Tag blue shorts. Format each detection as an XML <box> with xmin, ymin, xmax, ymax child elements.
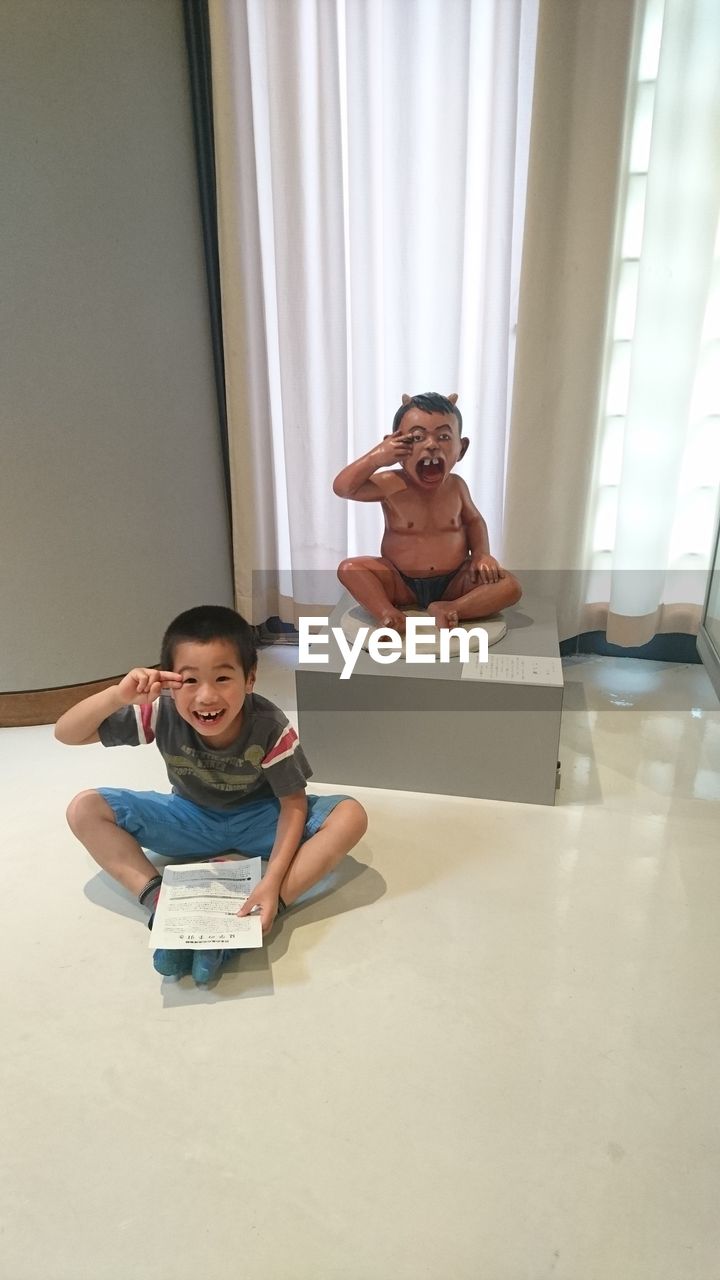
<box><xmin>97</xmin><ymin>788</ymin><xmax>349</xmax><ymax>860</ymax></box>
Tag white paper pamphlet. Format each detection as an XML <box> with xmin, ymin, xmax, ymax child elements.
<box><xmin>149</xmin><ymin>858</ymin><xmax>263</xmax><ymax>950</ymax></box>
<box><xmin>462</xmin><ymin>652</ymin><xmax>563</xmax><ymax>686</ymax></box>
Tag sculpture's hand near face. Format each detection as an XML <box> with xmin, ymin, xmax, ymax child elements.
<box><xmin>333</xmin><ymin>433</ymin><xmax>414</xmax><ymax>500</ymax></box>
<box><xmin>369</xmin><ymin>433</ymin><xmax>415</xmax><ymax>469</ymax></box>
<box><xmin>471</xmin><ymin>553</ymin><xmax>505</xmax><ymax>585</ymax></box>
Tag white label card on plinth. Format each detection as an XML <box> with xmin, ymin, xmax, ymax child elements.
<box><xmin>462</xmin><ymin>653</ymin><xmax>563</xmax><ymax>686</ymax></box>
<box><xmin>149</xmin><ymin>858</ymin><xmax>263</xmax><ymax>950</ymax></box>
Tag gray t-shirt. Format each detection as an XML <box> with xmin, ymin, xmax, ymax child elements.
<box><xmin>98</xmin><ymin>691</ymin><xmax>312</xmax><ymax>811</ymax></box>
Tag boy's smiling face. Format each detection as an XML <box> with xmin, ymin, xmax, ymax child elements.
<box><xmin>171</xmin><ymin>638</ymin><xmax>255</xmax><ymax>749</ymax></box>
<box><xmin>394</xmin><ymin>409</ymin><xmax>469</xmax><ymax>490</ymax></box>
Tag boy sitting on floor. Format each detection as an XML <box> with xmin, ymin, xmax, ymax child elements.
<box><xmin>56</xmin><ymin>604</ymin><xmax>367</xmax><ymax>984</ymax></box>
<box><xmin>333</xmin><ymin>391</ymin><xmax>521</xmax><ymax>631</ymax></box>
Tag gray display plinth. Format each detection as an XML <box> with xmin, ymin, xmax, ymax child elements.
<box><xmin>295</xmin><ymin>595</ymin><xmax>564</xmax><ymax>806</ymax></box>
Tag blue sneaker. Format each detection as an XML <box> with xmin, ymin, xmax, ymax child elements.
<box><xmin>191</xmin><ymin>949</ymin><xmax>230</xmax><ymax>984</ymax></box>
<box><xmin>153</xmin><ymin>948</ymin><xmax>193</xmax><ymax>977</ymax></box>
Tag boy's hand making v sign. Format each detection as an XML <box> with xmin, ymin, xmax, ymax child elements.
<box><xmin>116</xmin><ymin>668</ymin><xmax>183</xmax><ymax>706</ymax></box>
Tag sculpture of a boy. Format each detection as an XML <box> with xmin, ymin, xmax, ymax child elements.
<box><xmin>333</xmin><ymin>392</ymin><xmax>521</xmax><ymax>631</ymax></box>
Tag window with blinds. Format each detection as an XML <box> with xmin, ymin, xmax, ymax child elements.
<box><xmin>590</xmin><ymin>0</ymin><xmax>720</xmax><ymax>588</ymax></box>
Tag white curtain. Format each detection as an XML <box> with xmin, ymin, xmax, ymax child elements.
<box><xmin>209</xmin><ymin>0</ymin><xmax>538</xmax><ymax>622</ymax></box>
<box><xmin>502</xmin><ymin>0</ymin><xmax>639</xmax><ymax>641</ymax></box>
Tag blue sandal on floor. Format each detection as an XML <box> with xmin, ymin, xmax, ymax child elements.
<box><xmin>153</xmin><ymin>948</ymin><xmax>194</xmax><ymax>977</ymax></box>
<box><xmin>191</xmin><ymin>949</ymin><xmax>230</xmax><ymax>984</ymax></box>
<box><xmin>152</xmin><ymin>948</ymin><xmax>230</xmax><ymax>982</ymax></box>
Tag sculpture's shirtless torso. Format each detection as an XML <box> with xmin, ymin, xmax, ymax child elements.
<box><xmin>375</xmin><ymin>470</ymin><xmax>473</xmax><ymax>577</ymax></box>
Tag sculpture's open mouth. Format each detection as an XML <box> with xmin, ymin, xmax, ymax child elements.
<box><xmin>416</xmin><ymin>457</ymin><xmax>445</xmax><ymax>485</ymax></box>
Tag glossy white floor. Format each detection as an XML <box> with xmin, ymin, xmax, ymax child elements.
<box><xmin>1</xmin><ymin>652</ymin><xmax>719</xmax><ymax>1280</ymax></box>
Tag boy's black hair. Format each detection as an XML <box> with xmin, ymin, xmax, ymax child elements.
<box><xmin>161</xmin><ymin>605</ymin><xmax>258</xmax><ymax>675</ymax></box>
<box><xmin>392</xmin><ymin>392</ymin><xmax>463</xmax><ymax>435</ymax></box>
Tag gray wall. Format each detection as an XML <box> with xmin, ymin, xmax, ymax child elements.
<box><xmin>0</xmin><ymin>0</ymin><xmax>233</xmax><ymax>691</ymax></box>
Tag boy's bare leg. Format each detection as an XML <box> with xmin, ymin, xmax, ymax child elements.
<box><xmin>67</xmin><ymin>790</ymin><xmax>367</xmax><ymax>905</ymax></box>
<box><xmin>66</xmin><ymin>790</ymin><xmax>158</xmax><ymax>898</ymax></box>
<box><xmin>428</xmin><ymin>569</ymin><xmax>522</xmax><ymax>629</ymax></box>
<box><xmin>279</xmin><ymin>798</ymin><xmax>367</xmax><ymax>907</ymax></box>
<box><xmin>337</xmin><ymin>556</ymin><xmax>415</xmax><ymax>631</ymax></box>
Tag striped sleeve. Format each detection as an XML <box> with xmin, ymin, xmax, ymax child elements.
<box><xmin>259</xmin><ymin>722</ymin><xmax>312</xmax><ymax>795</ymax></box>
<box><xmin>133</xmin><ymin>700</ymin><xmax>159</xmax><ymax>744</ymax></box>
<box><xmin>98</xmin><ymin>698</ymin><xmax>161</xmax><ymax>748</ymax></box>
<box><xmin>261</xmin><ymin>725</ymin><xmax>300</xmax><ymax>770</ymax></box>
